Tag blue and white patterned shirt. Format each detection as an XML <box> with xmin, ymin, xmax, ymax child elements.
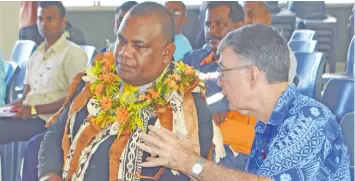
<box><xmin>246</xmin><ymin>85</ymin><xmax>351</xmax><ymax>181</ymax></box>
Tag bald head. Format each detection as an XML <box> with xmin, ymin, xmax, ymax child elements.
<box><xmin>127</xmin><ymin>2</ymin><xmax>175</xmax><ymax>42</ymax></box>
<box><xmin>243</xmin><ymin>1</ymin><xmax>272</xmax><ymax>25</ymax></box>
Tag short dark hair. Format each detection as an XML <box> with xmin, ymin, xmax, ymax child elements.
<box><xmin>115</xmin><ymin>1</ymin><xmax>138</xmax><ymax>14</ymax></box>
<box><xmin>38</xmin><ymin>1</ymin><xmax>66</xmax><ymax>18</ymax></box>
<box><xmin>206</xmin><ymin>1</ymin><xmax>244</xmax><ymax>22</ymax></box>
<box><xmin>128</xmin><ymin>2</ymin><xmax>174</xmax><ymax>42</ymax></box>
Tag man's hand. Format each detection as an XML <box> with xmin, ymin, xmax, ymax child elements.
<box><xmin>137</xmin><ymin>125</ymin><xmax>197</xmax><ymax>173</ymax></box>
<box><xmin>16</xmin><ymin>105</ymin><xmax>31</xmax><ymax>119</ymax></box>
<box><xmin>39</xmin><ymin>173</ymin><xmax>63</xmax><ymax>181</ymax></box>
<box><xmin>212</xmin><ymin>112</ymin><xmax>227</xmax><ymax>125</ymax></box>
<box><xmin>9</xmin><ymin>99</ymin><xmax>23</xmax><ymax>109</ymax></box>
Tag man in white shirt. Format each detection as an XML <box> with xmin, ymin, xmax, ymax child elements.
<box><xmin>0</xmin><ymin>1</ymin><xmax>87</xmax><ymax>144</ymax></box>
<box><xmin>2</xmin><ymin>2</ymin><xmax>88</xmax><ymax>181</ymax></box>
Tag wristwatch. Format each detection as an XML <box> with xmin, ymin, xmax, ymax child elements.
<box><xmin>191</xmin><ymin>158</ymin><xmax>206</xmax><ymax>178</ymax></box>
<box><xmin>31</xmin><ymin>105</ymin><xmax>37</xmax><ymax>117</ymax></box>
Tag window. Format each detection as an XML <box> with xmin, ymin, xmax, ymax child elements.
<box><xmin>99</xmin><ymin>0</ymin><xmax>162</xmax><ymax>6</ymax></box>
<box><xmin>62</xmin><ymin>1</ymin><xmax>95</xmax><ymax>6</ymax></box>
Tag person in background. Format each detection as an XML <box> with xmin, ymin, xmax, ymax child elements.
<box><xmin>0</xmin><ymin>2</ymin><xmax>88</xmax><ymax>181</ymax></box>
<box><xmin>164</xmin><ymin>1</ymin><xmax>193</xmax><ymax>61</ymax></box>
<box><xmin>138</xmin><ymin>24</ymin><xmax>351</xmax><ymax>181</ymax></box>
<box><xmin>0</xmin><ymin>51</ymin><xmax>6</xmax><ymax>105</ymax></box>
<box><xmin>101</xmin><ymin>1</ymin><xmax>138</xmax><ymax>52</ymax></box>
<box><xmin>19</xmin><ymin>1</ymin><xmax>43</xmax><ymax>45</ymax></box>
<box><xmin>183</xmin><ymin>1</ymin><xmax>256</xmax><ymax>171</ymax></box>
<box><xmin>19</xmin><ymin>2</ymin><xmax>87</xmax><ymax>46</ymax></box>
<box><xmin>242</xmin><ymin>1</ymin><xmax>298</xmax><ymax>85</ymax></box>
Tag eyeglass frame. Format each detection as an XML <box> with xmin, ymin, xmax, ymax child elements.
<box><xmin>217</xmin><ymin>64</ymin><xmax>251</xmax><ymax>81</ymax></box>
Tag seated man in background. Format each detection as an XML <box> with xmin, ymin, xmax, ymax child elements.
<box><xmin>101</xmin><ymin>1</ymin><xmax>138</xmax><ymax>52</ymax></box>
<box><xmin>164</xmin><ymin>1</ymin><xmax>193</xmax><ymax>61</ymax></box>
<box><xmin>183</xmin><ymin>1</ymin><xmax>256</xmax><ymax>171</ymax></box>
<box><xmin>0</xmin><ymin>2</ymin><xmax>88</xmax><ymax>181</ymax></box>
<box><xmin>38</xmin><ymin>2</ymin><xmax>212</xmax><ymax>181</ymax></box>
<box><xmin>242</xmin><ymin>1</ymin><xmax>297</xmax><ymax>85</ymax></box>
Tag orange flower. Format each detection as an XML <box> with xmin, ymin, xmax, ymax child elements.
<box><xmin>146</xmin><ymin>94</ymin><xmax>152</xmax><ymax>103</ymax></box>
<box><xmin>151</xmin><ymin>91</ymin><xmax>160</xmax><ymax>99</ymax></box>
<box><xmin>104</xmin><ymin>52</ymin><xmax>114</xmax><ymax>70</ymax></box>
<box><xmin>100</xmin><ymin>96</ymin><xmax>112</xmax><ymax>110</ymax></box>
<box><xmin>115</xmin><ymin>108</ymin><xmax>129</xmax><ymax>123</ymax></box>
<box><xmin>172</xmin><ymin>85</ymin><xmax>179</xmax><ymax>91</ymax></box>
<box><xmin>95</xmin><ymin>84</ymin><xmax>105</xmax><ymax>95</ymax></box>
<box><xmin>184</xmin><ymin>65</ymin><xmax>194</xmax><ymax>76</ymax></box>
<box><xmin>167</xmin><ymin>80</ymin><xmax>177</xmax><ymax>89</ymax></box>
<box><xmin>99</xmin><ymin>73</ymin><xmax>116</xmax><ymax>83</ymax></box>
<box><xmin>172</xmin><ymin>73</ymin><xmax>182</xmax><ymax>81</ymax></box>
<box><xmin>139</xmin><ymin>94</ymin><xmax>147</xmax><ymax>101</ymax></box>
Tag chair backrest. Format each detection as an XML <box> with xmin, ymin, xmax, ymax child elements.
<box><xmin>322</xmin><ymin>79</ymin><xmax>354</xmax><ymax>122</ymax></box>
<box><xmin>288</xmin><ymin>1</ymin><xmax>326</xmax><ymax>20</ymax></box>
<box><xmin>290</xmin><ymin>30</ymin><xmax>316</xmax><ymax>41</ymax></box>
<box><xmin>288</xmin><ymin>40</ymin><xmax>317</xmax><ymax>53</ymax></box>
<box><xmin>80</xmin><ymin>45</ymin><xmax>98</xmax><ymax>66</ymax></box>
<box><xmin>294</xmin><ymin>52</ymin><xmax>325</xmax><ymax>101</ymax></box>
<box><xmin>265</xmin><ymin>1</ymin><xmax>280</xmax><ymax>14</ymax></box>
<box><xmin>346</xmin><ymin>36</ymin><xmax>354</xmax><ymax>75</ymax></box>
<box><xmin>4</xmin><ymin>61</ymin><xmax>20</xmax><ymax>104</ymax></box>
<box><xmin>340</xmin><ymin>112</ymin><xmax>354</xmax><ymax>166</ymax></box>
<box><xmin>10</xmin><ymin>40</ymin><xmax>37</xmax><ymax>63</ymax></box>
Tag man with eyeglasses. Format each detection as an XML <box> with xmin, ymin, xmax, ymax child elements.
<box><xmin>183</xmin><ymin>1</ymin><xmax>257</xmax><ymax>171</ymax></box>
<box><xmin>137</xmin><ymin>24</ymin><xmax>351</xmax><ymax>181</ymax></box>
<box><xmin>164</xmin><ymin>1</ymin><xmax>192</xmax><ymax>61</ymax></box>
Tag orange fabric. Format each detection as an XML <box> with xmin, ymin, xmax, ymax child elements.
<box><xmin>219</xmin><ymin>112</ymin><xmax>257</xmax><ymax>155</ymax></box>
<box><xmin>200</xmin><ymin>52</ymin><xmax>214</xmax><ymax>66</ymax></box>
<box><xmin>20</xmin><ymin>1</ymin><xmax>38</xmax><ymax>28</ymax></box>
<box><xmin>109</xmin><ymin>129</ymin><xmax>131</xmax><ymax>181</ymax></box>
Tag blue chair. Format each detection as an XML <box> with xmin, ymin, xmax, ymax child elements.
<box><xmin>81</xmin><ymin>45</ymin><xmax>98</xmax><ymax>66</ymax></box>
<box><xmin>10</xmin><ymin>40</ymin><xmax>36</xmax><ymax>64</ymax></box>
<box><xmin>340</xmin><ymin>112</ymin><xmax>354</xmax><ymax>180</ymax></box>
<box><xmin>271</xmin><ymin>9</ymin><xmax>296</xmax><ymax>41</ymax></box>
<box><xmin>322</xmin><ymin>36</ymin><xmax>354</xmax><ymax>83</ymax></box>
<box><xmin>290</xmin><ymin>29</ymin><xmax>316</xmax><ymax>41</ymax></box>
<box><xmin>10</xmin><ymin>40</ymin><xmax>37</xmax><ymax>100</ymax></box>
<box><xmin>294</xmin><ymin>52</ymin><xmax>325</xmax><ymax>101</ymax></box>
<box><xmin>265</xmin><ymin>1</ymin><xmax>281</xmax><ymax>14</ymax></box>
<box><xmin>288</xmin><ymin>40</ymin><xmax>317</xmax><ymax>53</ymax></box>
<box><xmin>4</xmin><ymin>61</ymin><xmax>20</xmax><ymax>104</ymax></box>
<box><xmin>321</xmin><ymin>79</ymin><xmax>354</xmax><ymax>123</ymax></box>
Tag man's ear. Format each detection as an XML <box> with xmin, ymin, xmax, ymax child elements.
<box><xmin>61</xmin><ymin>18</ymin><xmax>68</xmax><ymax>30</ymax></box>
<box><xmin>248</xmin><ymin>65</ymin><xmax>259</xmax><ymax>89</ymax></box>
<box><xmin>265</xmin><ymin>13</ymin><xmax>272</xmax><ymax>25</ymax></box>
<box><xmin>163</xmin><ymin>42</ymin><xmax>176</xmax><ymax>64</ymax></box>
<box><xmin>182</xmin><ymin>16</ymin><xmax>188</xmax><ymax>25</ymax></box>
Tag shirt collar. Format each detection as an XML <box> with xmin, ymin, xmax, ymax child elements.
<box><xmin>268</xmin><ymin>85</ymin><xmax>299</xmax><ymax>126</ymax></box>
<box><xmin>37</xmin><ymin>34</ymin><xmax>68</xmax><ymax>54</ymax></box>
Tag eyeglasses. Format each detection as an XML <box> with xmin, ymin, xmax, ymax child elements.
<box><xmin>217</xmin><ymin>65</ymin><xmax>250</xmax><ymax>81</ymax></box>
<box><xmin>172</xmin><ymin>11</ymin><xmax>183</xmax><ymax>17</ymax></box>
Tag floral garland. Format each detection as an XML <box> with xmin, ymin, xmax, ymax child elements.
<box><xmin>82</xmin><ymin>49</ymin><xmax>200</xmax><ymax>134</ymax></box>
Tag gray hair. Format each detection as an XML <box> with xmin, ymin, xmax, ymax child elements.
<box><xmin>218</xmin><ymin>24</ymin><xmax>289</xmax><ymax>83</ymax></box>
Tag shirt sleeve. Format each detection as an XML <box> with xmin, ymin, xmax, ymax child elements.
<box><xmin>38</xmin><ymin>81</ymin><xmax>85</xmax><ymax>177</ymax></box>
<box><xmin>64</xmin><ymin>48</ymin><xmax>88</xmax><ymax>84</ymax></box>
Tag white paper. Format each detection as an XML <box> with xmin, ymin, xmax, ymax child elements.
<box><xmin>0</xmin><ymin>106</ymin><xmax>17</xmax><ymax>117</ymax></box>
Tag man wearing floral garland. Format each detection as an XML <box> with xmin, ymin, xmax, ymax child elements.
<box><xmin>38</xmin><ymin>2</ymin><xmax>212</xmax><ymax>181</ymax></box>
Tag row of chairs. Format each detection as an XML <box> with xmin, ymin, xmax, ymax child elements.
<box><xmin>269</xmin><ymin>1</ymin><xmax>342</xmax><ymax>73</ymax></box>
<box><xmin>288</xmin><ymin>29</ymin><xmax>324</xmax><ymax>101</ymax></box>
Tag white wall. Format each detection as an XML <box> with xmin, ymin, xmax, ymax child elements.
<box><xmin>0</xmin><ymin>1</ymin><xmax>20</xmax><ymax>60</ymax></box>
